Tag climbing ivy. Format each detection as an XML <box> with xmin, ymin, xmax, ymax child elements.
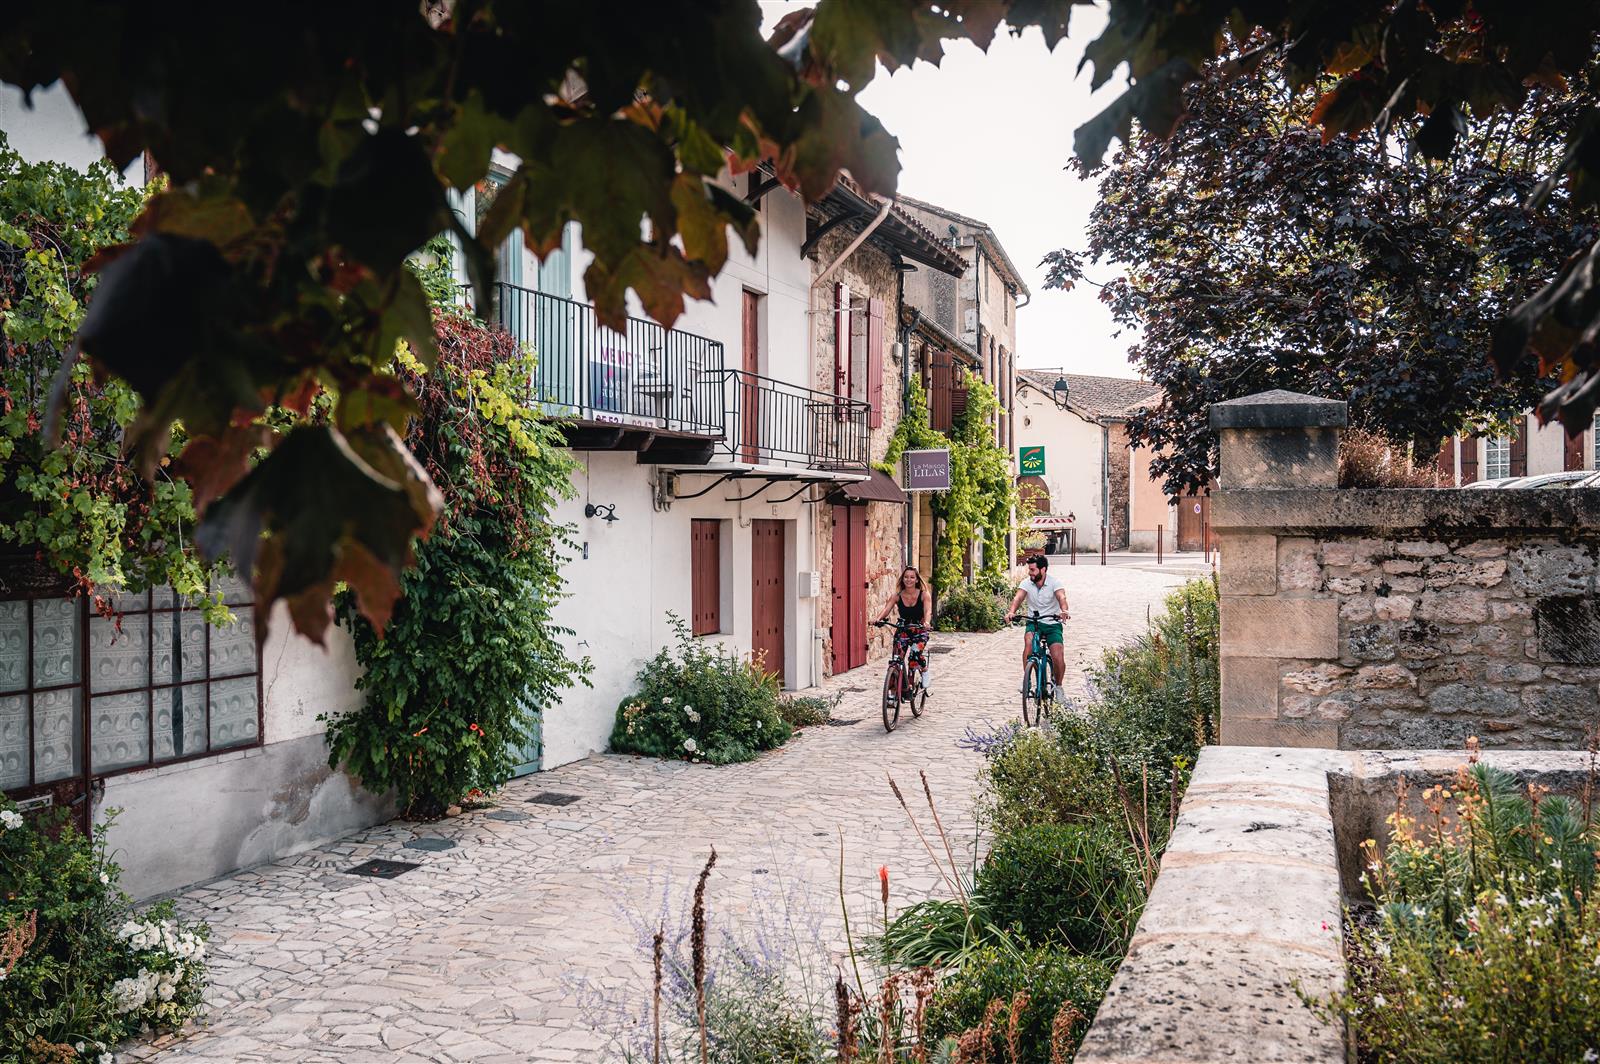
<box><xmin>881</xmin><ymin>372</ymin><xmax>1019</xmax><ymax>595</ymax></box>
<box><xmin>0</xmin><ymin>134</ymin><xmax>226</xmax><ymax>619</ymax></box>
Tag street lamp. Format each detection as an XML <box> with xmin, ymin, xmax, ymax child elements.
<box><xmin>1052</xmin><ymin>375</ymin><xmax>1070</xmax><ymax>408</ymax></box>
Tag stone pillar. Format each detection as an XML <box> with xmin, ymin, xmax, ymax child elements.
<box><xmin>1210</xmin><ymin>390</ymin><xmax>1346</xmax><ymax>747</ymax></box>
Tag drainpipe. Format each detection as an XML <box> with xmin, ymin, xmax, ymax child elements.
<box><xmin>812</xmin><ymin>198</ymin><xmax>893</xmax><ymax>290</ymax></box>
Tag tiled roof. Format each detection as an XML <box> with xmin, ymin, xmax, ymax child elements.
<box><xmin>1017</xmin><ymin>371</ymin><xmax>1160</xmax><ymax>421</ymax></box>
<box><xmin>894</xmin><ymin>194</ymin><xmax>1030</xmax><ymax>298</ymax></box>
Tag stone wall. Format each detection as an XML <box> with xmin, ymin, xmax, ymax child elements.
<box><xmin>1213</xmin><ymin>390</ymin><xmax>1600</xmax><ymax>749</ymax></box>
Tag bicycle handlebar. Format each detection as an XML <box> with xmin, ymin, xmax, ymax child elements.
<box><xmin>872</xmin><ymin>618</ymin><xmax>930</xmax><ymax>630</ymax></box>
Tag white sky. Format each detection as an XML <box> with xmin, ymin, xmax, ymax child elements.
<box><xmin>761</xmin><ymin>2</ymin><xmax>1139</xmax><ymax>379</ymax></box>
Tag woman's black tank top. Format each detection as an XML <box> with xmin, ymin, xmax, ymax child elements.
<box><xmin>895</xmin><ymin>591</ymin><xmax>926</xmax><ymax>624</ymax></box>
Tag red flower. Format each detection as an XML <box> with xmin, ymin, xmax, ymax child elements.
<box><xmin>878</xmin><ymin>865</ymin><xmax>890</xmax><ymax>906</ymax></box>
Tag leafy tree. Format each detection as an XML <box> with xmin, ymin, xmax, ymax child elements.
<box><xmin>0</xmin><ymin>1</ymin><xmax>1077</xmax><ymax>643</ymax></box>
<box><xmin>325</xmin><ymin>308</ymin><xmax>586</xmax><ymax>818</ymax></box>
<box><xmin>0</xmin><ymin>134</ymin><xmax>227</xmax><ymax>616</ymax></box>
<box><xmin>1046</xmin><ymin>48</ymin><xmax>1594</xmax><ymax>495</ymax></box>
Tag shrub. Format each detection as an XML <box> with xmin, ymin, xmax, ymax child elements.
<box><xmin>1311</xmin><ymin>760</ymin><xmax>1600</xmax><ymax>1062</ymax></box>
<box><xmin>0</xmin><ymin>802</ymin><xmax>209</xmax><ymax>1060</ymax></box>
<box><xmin>977</xmin><ymin>825</ymin><xmax>1144</xmax><ymax>957</ymax></box>
<box><xmin>877</xmin><ymin>897</ymin><xmax>1020</xmax><ymax>971</ymax></box>
<box><xmin>1339</xmin><ymin>428</ymin><xmax>1446</xmax><ymax>488</ymax></box>
<box><xmin>778</xmin><ymin>694</ymin><xmax>836</xmax><ymax>729</ymax></box>
<box><xmin>326</xmin><ymin>314</ymin><xmax>587</xmax><ymax>818</ymax></box>
<box><xmin>923</xmin><ymin>945</ymin><xmax>1112</xmax><ymax>1063</ymax></box>
<box><xmin>611</xmin><ymin>614</ymin><xmax>792</xmax><ymax>764</ymax></box>
<box><xmin>979</xmin><ymin>728</ymin><xmax>1117</xmax><ymax>838</ymax></box>
<box><xmin>935</xmin><ymin>581</ymin><xmax>1006</xmax><ymax>633</ymax></box>
<box><xmin>975</xmin><ymin>569</ymin><xmax>1012</xmax><ymax>599</ymax></box>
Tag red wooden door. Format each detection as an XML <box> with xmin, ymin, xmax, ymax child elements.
<box><xmin>829</xmin><ymin>506</ymin><xmax>868</xmax><ymax>674</ymax></box>
<box><xmin>751</xmin><ymin>520</ymin><xmax>785</xmax><ymax>684</ymax></box>
<box><xmin>1566</xmin><ymin>427</ymin><xmax>1587</xmax><ymax>471</ymax></box>
<box><xmin>1177</xmin><ymin>493</ymin><xmax>1205</xmax><ymax>552</ymax></box>
<box><xmin>741</xmin><ymin>291</ymin><xmax>761</xmax><ymax>462</ymax></box>
<box><xmin>1460</xmin><ymin>436</ymin><xmax>1479</xmax><ymax>484</ymax></box>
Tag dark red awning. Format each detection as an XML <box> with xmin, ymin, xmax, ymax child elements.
<box><xmin>836</xmin><ymin>469</ymin><xmax>909</xmax><ymax>504</ymax></box>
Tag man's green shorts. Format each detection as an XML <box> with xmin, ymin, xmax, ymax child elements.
<box><xmin>1026</xmin><ymin>618</ymin><xmax>1064</xmax><ymax>647</ymax></box>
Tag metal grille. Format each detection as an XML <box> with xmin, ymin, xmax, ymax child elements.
<box><xmin>526</xmin><ymin>792</ymin><xmax>582</xmax><ymax>806</ymax></box>
<box><xmin>346</xmin><ymin>859</ymin><xmax>420</xmax><ymax>879</ymax></box>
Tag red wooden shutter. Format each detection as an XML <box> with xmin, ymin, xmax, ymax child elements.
<box><xmin>866</xmin><ymin>298</ymin><xmax>885</xmax><ymax>428</ymax></box>
<box><xmin>1509</xmin><ymin>419</ymin><xmax>1528</xmax><ymax>477</ymax></box>
<box><xmin>1565</xmin><ymin>425</ymin><xmax>1586</xmax><ymax>471</ymax></box>
<box><xmin>691</xmin><ymin>520</ymin><xmax>721</xmax><ymax>635</ymax></box>
<box><xmin>1434</xmin><ymin>439</ymin><xmax>1455</xmax><ymax>485</ymax></box>
<box><xmin>1459</xmin><ymin>436</ymin><xmax>1479</xmax><ymax>484</ymax></box>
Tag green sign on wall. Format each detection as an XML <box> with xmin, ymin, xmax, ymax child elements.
<box><xmin>1019</xmin><ymin>445</ymin><xmax>1046</xmax><ymax>476</ymax></box>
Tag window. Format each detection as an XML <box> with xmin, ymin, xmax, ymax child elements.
<box><xmin>0</xmin><ymin>573</ymin><xmax>261</xmax><ymax>792</ymax></box>
<box><xmin>1484</xmin><ymin>436</ymin><xmax>1511</xmax><ymax>479</ymax></box>
<box><xmin>691</xmin><ymin>520</ymin><xmax>722</xmax><ymax>636</ymax></box>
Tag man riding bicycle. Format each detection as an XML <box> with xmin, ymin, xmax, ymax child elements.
<box><xmin>1004</xmin><ymin>554</ymin><xmax>1069</xmax><ymax>703</ymax></box>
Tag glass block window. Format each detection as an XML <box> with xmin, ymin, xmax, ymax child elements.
<box><xmin>1484</xmin><ymin>436</ymin><xmax>1510</xmax><ymax>480</ymax></box>
<box><xmin>1</xmin><ymin>571</ymin><xmax>261</xmax><ymax>793</ymax></box>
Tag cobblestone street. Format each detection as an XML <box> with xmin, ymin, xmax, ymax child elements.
<box><xmin>129</xmin><ymin>561</ymin><xmax>1200</xmax><ymax>1063</ymax></box>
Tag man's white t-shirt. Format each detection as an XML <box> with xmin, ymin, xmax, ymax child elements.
<box><xmin>1017</xmin><ymin>573</ymin><xmax>1065</xmax><ymax>620</ymax></box>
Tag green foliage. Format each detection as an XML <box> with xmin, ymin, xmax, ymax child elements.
<box><xmin>933</xmin><ymin>580</ymin><xmax>1006</xmax><ymax>633</ymax></box>
<box><xmin>977</xmin><ymin>825</ymin><xmax>1143</xmax><ymax>957</ymax></box>
<box><xmin>980</xmin><ymin>728</ymin><xmax>1118</xmax><ymax>839</ymax></box>
<box><xmin>777</xmin><ymin>694</ymin><xmax>837</xmax><ymax>729</ymax></box>
<box><xmin>0</xmin><ymin>801</ymin><xmax>209</xmax><ymax>1059</ymax></box>
<box><xmin>611</xmin><ymin>614</ymin><xmax>792</xmax><ymax>765</ymax></box>
<box><xmin>0</xmin><ymin>133</ymin><xmax>225</xmax><ymax>618</ymax></box>
<box><xmin>1309</xmin><ymin>763</ymin><xmax>1600</xmax><ymax>1062</ymax></box>
<box><xmin>1049</xmin><ymin>46</ymin><xmax>1578</xmax><ymax>496</ymax></box>
<box><xmin>882</xmin><ymin>374</ymin><xmax>1018</xmax><ymax>594</ymax></box>
<box><xmin>923</xmin><ymin>945</ymin><xmax>1112</xmax><ymax>1064</ymax></box>
<box><xmin>326</xmin><ymin>314</ymin><xmax>586</xmax><ymax>817</ymax></box>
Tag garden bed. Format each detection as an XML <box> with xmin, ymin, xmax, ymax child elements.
<box><xmin>1075</xmin><ymin>746</ymin><xmax>1599</xmax><ymax>1063</ymax></box>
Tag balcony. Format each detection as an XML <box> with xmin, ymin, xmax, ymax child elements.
<box><xmin>460</xmin><ymin>281</ymin><xmax>725</xmax><ymax>458</ymax></box>
<box><xmin>714</xmin><ymin>370</ymin><xmax>870</xmax><ymax>473</ymax></box>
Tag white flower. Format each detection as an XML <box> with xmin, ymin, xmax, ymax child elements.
<box><xmin>661</xmin><ymin>696</ymin><xmax>674</xmax><ymax>705</ymax></box>
<box><xmin>99</xmin><ymin>872</ymin><xmax>110</xmax><ymax>885</ymax></box>
<box><xmin>0</xmin><ymin>809</ymin><xmax>22</xmax><ymax>830</ymax></box>
<box><xmin>683</xmin><ymin>737</ymin><xmax>697</xmax><ymax>753</ymax></box>
<box><xmin>100</xmin><ymin>1055</ymin><xmax>114</xmax><ymax>1064</ymax></box>
<box><xmin>1372</xmin><ymin>994</ymin><xmax>1387</xmax><ymax>1008</ymax></box>
<box><xmin>684</xmin><ymin>707</ymin><xmax>700</xmax><ymax>723</ymax></box>
<box><xmin>1584</xmin><ymin>1051</ymin><xmax>1598</xmax><ymax>1063</ymax></box>
<box><xmin>75</xmin><ymin>1044</ymin><xmax>86</xmax><ymax>1054</ymax></box>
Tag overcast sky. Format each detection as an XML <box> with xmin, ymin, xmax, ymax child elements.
<box><xmin>762</xmin><ymin>2</ymin><xmax>1140</xmax><ymax>379</ymax></box>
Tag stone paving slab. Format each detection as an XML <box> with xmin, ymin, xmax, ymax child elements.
<box><xmin>126</xmin><ymin>564</ymin><xmax>1189</xmax><ymax>1063</ymax></box>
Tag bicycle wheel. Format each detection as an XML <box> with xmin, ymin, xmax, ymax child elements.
<box><xmin>882</xmin><ymin>664</ymin><xmax>901</xmax><ymax>732</ymax></box>
<box><xmin>1021</xmin><ymin>660</ymin><xmax>1038</xmax><ymax>727</ymax></box>
<box><xmin>910</xmin><ymin>667</ymin><xmax>926</xmax><ymax>718</ymax></box>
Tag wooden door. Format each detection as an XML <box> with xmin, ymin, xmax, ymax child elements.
<box><xmin>829</xmin><ymin>506</ymin><xmax>868</xmax><ymax>674</ymax></box>
<box><xmin>1460</xmin><ymin>436</ymin><xmax>1479</xmax><ymax>484</ymax></box>
<box><xmin>1509</xmin><ymin>423</ymin><xmax>1528</xmax><ymax>477</ymax></box>
<box><xmin>751</xmin><ymin>520</ymin><xmax>786</xmax><ymax>684</ymax></box>
<box><xmin>1566</xmin><ymin>426</ymin><xmax>1587</xmax><ymax>471</ymax></box>
<box><xmin>1177</xmin><ymin>493</ymin><xmax>1208</xmax><ymax>552</ymax></box>
<box><xmin>741</xmin><ymin>291</ymin><xmax>761</xmax><ymax>462</ymax></box>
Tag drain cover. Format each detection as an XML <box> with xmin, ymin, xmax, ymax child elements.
<box><xmin>346</xmin><ymin>859</ymin><xmax>419</xmax><ymax>879</ymax></box>
<box><xmin>826</xmin><ymin>718</ymin><xmax>862</xmax><ymax>727</ymax></box>
<box><xmin>403</xmin><ymin>837</ymin><xmax>457</xmax><ymax>852</ymax></box>
<box><xmin>928</xmin><ymin>646</ymin><xmax>955</xmax><ymax>655</ymax></box>
<box><xmin>753</xmin><ymin>868</ymin><xmax>769</xmax><ymax>875</ymax></box>
<box><xmin>488</xmin><ymin>809</ymin><xmax>531</xmax><ymax>822</ymax></box>
<box><xmin>527</xmin><ymin>792</ymin><xmax>582</xmax><ymax>806</ymax></box>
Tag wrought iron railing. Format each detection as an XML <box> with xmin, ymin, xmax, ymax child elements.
<box><xmin>458</xmin><ymin>281</ymin><xmax>725</xmax><ymax>437</ymax></box>
<box><xmin>713</xmin><ymin>369</ymin><xmax>871</xmax><ymax>471</ymax></box>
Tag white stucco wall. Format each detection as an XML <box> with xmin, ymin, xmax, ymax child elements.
<box><xmin>1014</xmin><ymin>383</ymin><xmax>1105</xmax><ymax>535</ymax></box>
<box><xmin>544</xmin><ymin>453</ymin><xmax>818</xmax><ymax>769</ymax></box>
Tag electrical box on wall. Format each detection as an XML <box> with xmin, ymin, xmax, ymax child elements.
<box><xmin>799</xmin><ymin>571</ymin><xmax>821</xmax><ymax>598</ymax></box>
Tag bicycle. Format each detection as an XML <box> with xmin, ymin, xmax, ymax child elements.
<box><xmin>1011</xmin><ymin>610</ymin><xmax>1060</xmax><ymax>727</ymax></box>
<box><xmin>872</xmin><ymin>618</ymin><xmax>930</xmax><ymax>732</ymax></box>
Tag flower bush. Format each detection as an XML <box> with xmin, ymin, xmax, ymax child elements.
<box><xmin>0</xmin><ymin>800</ymin><xmax>209</xmax><ymax>1060</ymax></box>
<box><xmin>610</xmin><ymin>614</ymin><xmax>792</xmax><ymax>765</ymax></box>
<box><xmin>921</xmin><ymin>945</ymin><xmax>1112</xmax><ymax>1062</ymax></box>
<box><xmin>1312</xmin><ymin>758</ymin><xmax>1600</xmax><ymax>1062</ymax></box>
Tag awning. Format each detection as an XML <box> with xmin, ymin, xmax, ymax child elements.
<box><xmin>1030</xmin><ymin>514</ymin><xmax>1076</xmax><ymax>530</ymax></box>
<box><xmin>836</xmin><ymin>469</ymin><xmax>909</xmax><ymax>504</ymax></box>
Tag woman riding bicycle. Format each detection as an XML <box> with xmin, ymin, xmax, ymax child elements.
<box><xmin>877</xmin><ymin>566</ymin><xmax>932</xmax><ymax>692</ymax></box>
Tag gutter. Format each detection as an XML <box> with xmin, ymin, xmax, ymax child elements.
<box><xmin>812</xmin><ymin>198</ymin><xmax>893</xmax><ymax>290</ymax></box>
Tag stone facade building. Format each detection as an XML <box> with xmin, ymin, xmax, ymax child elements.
<box><xmin>804</xmin><ymin>183</ymin><xmax>966</xmax><ymax>677</ymax></box>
